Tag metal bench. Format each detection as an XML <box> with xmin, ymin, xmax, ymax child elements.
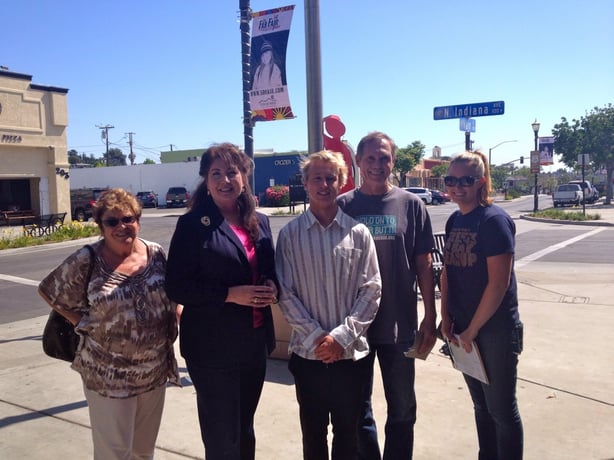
<box><xmin>23</xmin><ymin>212</ymin><xmax>67</xmax><ymax>237</ymax></box>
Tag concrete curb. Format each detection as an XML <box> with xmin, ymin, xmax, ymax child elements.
<box><xmin>520</xmin><ymin>215</ymin><xmax>614</xmax><ymax>226</ymax></box>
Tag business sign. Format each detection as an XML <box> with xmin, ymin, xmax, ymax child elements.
<box><xmin>434</xmin><ymin>101</ymin><xmax>505</xmax><ymax>120</ymax></box>
<box><xmin>249</xmin><ymin>5</ymin><xmax>295</xmax><ymax>122</ymax></box>
<box><xmin>539</xmin><ymin>136</ymin><xmax>554</xmax><ymax>165</ymax></box>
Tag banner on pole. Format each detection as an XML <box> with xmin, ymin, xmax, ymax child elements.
<box><xmin>250</xmin><ymin>5</ymin><xmax>295</xmax><ymax>122</ymax></box>
<box><xmin>538</xmin><ymin>136</ymin><xmax>554</xmax><ymax>165</ymax></box>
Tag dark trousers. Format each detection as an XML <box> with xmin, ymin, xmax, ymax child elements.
<box><xmin>186</xmin><ymin>328</ymin><xmax>267</xmax><ymax>460</ymax></box>
<box><xmin>289</xmin><ymin>353</ymin><xmax>371</xmax><ymax>460</ymax></box>
<box><xmin>357</xmin><ymin>344</ymin><xmax>417</xmax><ymax>460</ymax></box>
<box><xmin>464</xmin><ymin>322</ymin><xmax>524</xmax><ymax>460</ymax></box>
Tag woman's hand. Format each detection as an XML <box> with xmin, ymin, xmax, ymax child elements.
<box><xmin>458</xmin><ymin>328</ymin><xmax>478</xmax><ymax>353</ymax></box>
<box><xmin>226</xmin><ymin>283</ymin><xmax>277</xmax><ymax>308</ymax></box>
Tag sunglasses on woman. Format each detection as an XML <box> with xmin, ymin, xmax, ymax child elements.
<box><xmin>444</xmin><ymin>175</ymin><xmax>482</xmax><ymax>187</ymax></box>
<box><xmin>102</xmin><ymin>215</ymin><xmax>137</xmax><ymax>227</ymax></box>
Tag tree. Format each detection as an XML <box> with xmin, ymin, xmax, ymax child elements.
<box><xmin>394</xmin><ymin>141</ymin><xmax>425</xmax><ymax>186</ymax></box>
<box><xmin>143</xmin><ymin>158</ymin><xmax>156</xmax><ymax>165</ymax></box>
<box><xmin>106</xmin><ymin>148</ymin><xmax>127</xmax><ymax>166</ymax></box>
<box><xmin>553</xmin><ymin>104</ymin><xmax>614</xmax><ymax>204</ymax></box>
<box><xmin>67</xmin><ymin>149</ymin><xmax>81</xmax><ymax>165</ymax></box>
<box><xmin>490</xmin><ymin>165</ymin><xmax>509</xmax><ymax>192</ymax></box>
<box><xmin>430</xmin><ymin>164</ymin><xmax>448</xmax><ymax>178</ymax></box>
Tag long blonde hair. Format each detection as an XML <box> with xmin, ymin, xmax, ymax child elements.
<box><xmin>449</xmin><ymin>150</ymin><xmax>493</xmax><ymax>206</ymax></box>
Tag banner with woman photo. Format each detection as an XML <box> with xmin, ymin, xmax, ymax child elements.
<box><xmin>250</xmin><ymin>5</ymin><xmax>295</xmax><ymax>122</ymax></box>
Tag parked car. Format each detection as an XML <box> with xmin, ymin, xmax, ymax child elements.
<box><xmin>403</xmin><ymin>187</ymin><xmax>432</xmax><ymax>204</ymax></box>
<box><xmin>165</xmin><ymin>186</ymin><xmax>190</xmax><ymax>208</ymax></box>
<box><xmin>430</xmin><ymin>189</ymin><xmax>450</xmax><ymax>204</ymax></box>
<box><xmin>568</xmin><ymin>180</ymin><xmax>598</xmax><ymax>204</ymax></box>
<box><xmin>70</xmin><ymin>187</ymin><xmax>109</xmax><ymax>221</ymax></box>
<box><xmin>136</xmin><ymin>191</ymin><xmax>158</xmax><ymax>208</ymax></box>
<box><xmin>552</xmin><ymin>184</ymin><xmax>582</xmax><ymax>207</ymax></box>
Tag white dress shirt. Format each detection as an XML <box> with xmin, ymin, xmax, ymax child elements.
<box><xmin>275</xmin><ymin>207</ymin><xmax>382</xmax><ymax>361</ymax></box>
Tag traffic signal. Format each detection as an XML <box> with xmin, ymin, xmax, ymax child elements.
<box><xmin>520</xmin><ymin>156</ymin><xmax>524</xmax><ymax>164</ymax></box>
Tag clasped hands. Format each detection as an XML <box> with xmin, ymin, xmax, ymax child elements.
<box><xmin>315</xmin><ymin>335</ymin><xmax>343</xmax><ymax>364</ymax></box>
<box><xmin>227</xmin><ymin>278</ymin><xmax>278</xmax><ymax>308</ymax></box>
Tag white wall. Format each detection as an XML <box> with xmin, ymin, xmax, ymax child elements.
<box><xmin>69</xmin><ymin>163</ymin><xmax>202</xmax><ymax>206</ymax></box>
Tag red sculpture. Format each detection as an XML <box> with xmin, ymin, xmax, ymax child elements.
<box><xmin>322</xmin><ymin>114</ymin><xmax>356</xmax><ymax>194</ymax></box>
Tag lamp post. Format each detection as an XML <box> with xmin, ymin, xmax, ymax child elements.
<box><xmin>532</xmin><ymin>119</ymin><xmax>540</xmax><ymax>213</ymax></box>
<box><xmin>488</xmin><ymin>139</ymin><xmax>517</xmax><ymax>167</ymax></box>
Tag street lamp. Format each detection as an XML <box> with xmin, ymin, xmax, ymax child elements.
<box><xmin>488</xmin><ymin>139</ymin><xmax>518</xmax><ymax>167</ymax></box>
<box><xmin>532</xmin><ymin>119</ymin><xmax>540</xmax><ymax>213</ymax></box>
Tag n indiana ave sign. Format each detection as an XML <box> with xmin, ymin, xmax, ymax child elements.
<box><xmin>433</xmin><ymin>101</ymin><xmax>505</xmax><ymax>120</ymax></box>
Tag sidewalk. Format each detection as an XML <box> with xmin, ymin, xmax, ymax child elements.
<box><xmin>1</xmin><ymin>203</ymin><xmax>613</xmax><ymax>458</ymax></box>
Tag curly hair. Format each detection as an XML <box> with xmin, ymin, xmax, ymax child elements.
<box><xmin>92</xmin><ymin>188</ymin><xmax>142</xmax><ymax>228</ymax></box>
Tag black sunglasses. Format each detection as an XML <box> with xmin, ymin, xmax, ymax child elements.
<box><xmin>444</xmin><ymin>175</ymin><xmax>482</xmax><ymax>187</ymax></box>
<box><xmin>102</xmin><ymin>215</ymin><xmax>137</xmax><ymax>227</ymax></box>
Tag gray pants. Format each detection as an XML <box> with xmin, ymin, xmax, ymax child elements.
<box><xmin>83</xmin><ymin>383</ymin><xmax>166</xmax><ymax>460</ymax></box>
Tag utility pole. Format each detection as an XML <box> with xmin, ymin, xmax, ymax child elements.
<box><xmin>127</xmin><ymin>132</ymin><xmax>136</xmax><ymax>165</ymax></box>
<box><xmin>96</xmin><ymin>124</ymin><xmax>114</xmax><ymax>167</ymax></box>
<box><xmin>305</xmin><ymin>0</ymin><xmax>323</xmax><ymax>153</ymax></box>
<box><xmin>239</xmin><ymin>0</ymin><xmax>255</xmax><ymax>194</ymax></box>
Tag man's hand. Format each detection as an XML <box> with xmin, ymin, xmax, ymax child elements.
<box><xmin>315</xmin><ymin>335</ymin><xmax>343</xmax><ymax>363</ymax></box>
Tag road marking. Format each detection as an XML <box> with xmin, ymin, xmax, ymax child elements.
<box><xmin>0</xmin><ymin>274</ymin><xmax>39</xmax><ymax>287</ymax></box>
<box><xmin>515</xmin><ymin>227</ymin><xmax>606</xmax><ymax>269</ymax></box>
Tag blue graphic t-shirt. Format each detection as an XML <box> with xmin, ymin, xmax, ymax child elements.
<box><xmin>338</xmin><ymin>186</ymin><xmax>434</xmax><ymax>344</ymax></box>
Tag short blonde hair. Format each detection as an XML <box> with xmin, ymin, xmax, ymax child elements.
<box><xmin>300</xmin><ymin>150</ymin><xmax>348</xmax><ymax>188</ymax></box>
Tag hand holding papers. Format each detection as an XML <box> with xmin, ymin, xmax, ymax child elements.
<box><xmin>445</xmin><ymin>334</ymin><xmax>489</xmax><ymax>384</ymax></box>
<box><xmin>404</xmin><ymin>330</ymin><xmax>435</xmax><ymax>360</ymax></box>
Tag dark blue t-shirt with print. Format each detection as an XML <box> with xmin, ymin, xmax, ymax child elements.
<box><xmin>444</xmin><ymin>204</ymin><xmax>519</xmax><ymax>331</ymax></box>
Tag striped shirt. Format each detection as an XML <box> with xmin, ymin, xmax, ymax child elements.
<box><xmin>275</xmin><ymin>208</ymin><xmax>382</xmax><ymax>361</ymax></box>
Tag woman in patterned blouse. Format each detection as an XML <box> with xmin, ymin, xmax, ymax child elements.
<box><xmin>39</xmin><ymin>188</ymin><xmax>179</xmax><ymax>460</ymax></box>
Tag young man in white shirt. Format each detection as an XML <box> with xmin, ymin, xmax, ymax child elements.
<box><xmin>276</xmin><ymin>150</ymin><xmax>382</xmax><ymax>460</ymax></box>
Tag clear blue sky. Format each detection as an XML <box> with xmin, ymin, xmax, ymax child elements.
<box><xmin>3</xmin><ymin>0</ymin><xmax>612</xmax><ymax>170</ymax></box>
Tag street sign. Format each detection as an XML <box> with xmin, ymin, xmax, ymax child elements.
<box><xmin>433</xmin><ymin>101</ymin><xmax>505</xmax><ymax>120</ymax></box>
<box><xmin>459</xmin><ymin>117</ymin><xmax>476</xmax><ymax>132</ymax></box>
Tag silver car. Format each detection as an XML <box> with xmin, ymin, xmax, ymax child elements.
<box><xmin>403</xmin><ymin>187</ymin><xmax>433</xmax><ymax>205</ymax></box>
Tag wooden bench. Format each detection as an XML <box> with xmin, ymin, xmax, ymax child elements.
<box><xmin>1</xmin><ymin>210</ymin><xmax>36</xmax><ymax>226</ymax></box>
<box><xmin>23</xmin><ymin>212</ymin><xmax>67</xmax><ymax>237</ymax></box>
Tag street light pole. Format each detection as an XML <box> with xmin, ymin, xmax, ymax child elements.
<box><xmin>532</xmin><ymin>119</ymin><xmax>540</xmax><ymax>213</ymax></box>
<box><xmin>488</xmin><ymin>139</ymin><xmax>517</xmax><ymax>167</ymax></box>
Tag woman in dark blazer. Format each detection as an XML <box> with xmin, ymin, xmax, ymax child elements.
<box><xmin>166</xmin><ymin>143</ymin><xmax>277</xmax><ymax>460</ymax></box>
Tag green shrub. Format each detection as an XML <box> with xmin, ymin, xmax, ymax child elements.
<box><xmin>0</xmin><ymin>221</ymin><xmax>100</xmax><ymax>250</ymax></box>
<box><xmin>532</xmin><ymin>209</ymin><xmax>600</xmax><ymax>221</ymax></box>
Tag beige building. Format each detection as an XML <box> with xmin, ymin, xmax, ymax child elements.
<box><xmin>0</xmin><ymin>70</ymin><xmax>69</xmax><ymax>216</ymax></box>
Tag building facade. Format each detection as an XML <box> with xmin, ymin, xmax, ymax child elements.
<box><xmin>0</xmin><ymin>70</ymin><xmax>69</xmax><ymax>216</ymax></box>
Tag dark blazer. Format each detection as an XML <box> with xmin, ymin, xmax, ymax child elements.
<box><xmin>165</xmin><ymin>202</ymin><xmax>276</xmax><ymax>366</ymax></box>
